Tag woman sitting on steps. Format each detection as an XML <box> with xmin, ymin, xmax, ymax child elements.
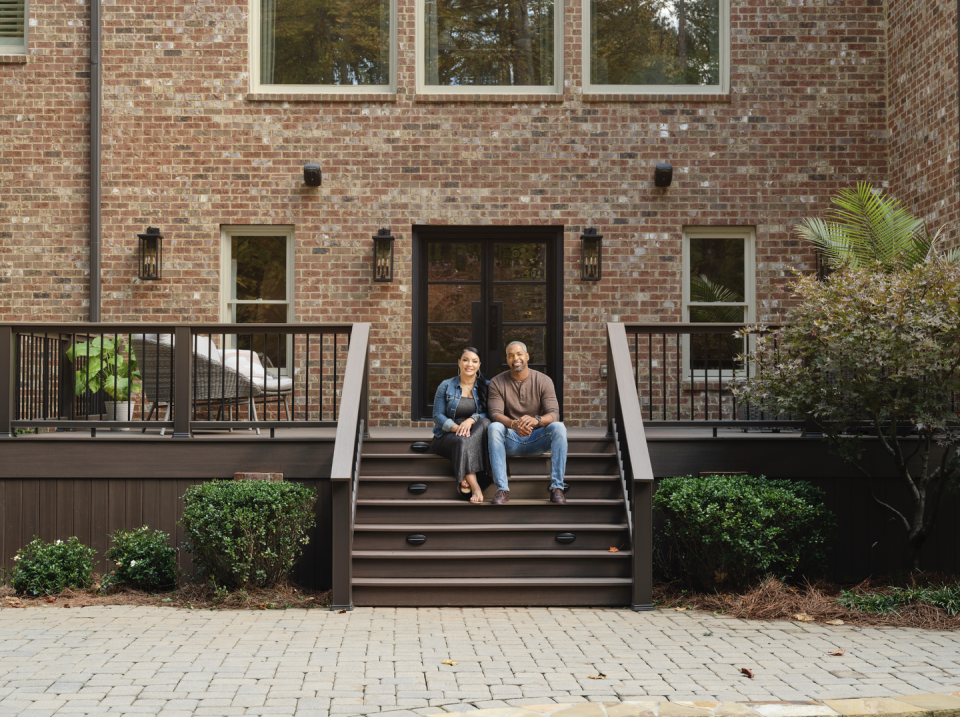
<box><xmin>428</xmin><ymin>347</ymin><xmax>492</xmax><ymax>503</ymax></box>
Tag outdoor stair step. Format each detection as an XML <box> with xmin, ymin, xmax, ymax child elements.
<box><xmin>352</xmin><ymin>523</ymin><xmax>629</xmax><ymax>552</ymax></box>
<box><xmin>354</xmin><ymin>499</ymin><xmax>627</xmax><ymax>525</ymax></box>
<box><xmin>351</xmin><ymin>577</ymin><xmax>632</xmax><ymax>606</ymax></box>
<box><xmin>360</xmin><ymin>453</ymin><xmax>617</xmax><ymax>476</ymax></box>
<box><xmin>354</xmin><ymin>523</ymin><xmax>629</xmax><ymax>531</ymax></box>
<box><xmin>352</xmin><ymin>550</ymin><xmax>631</xmax><ymax>579</ymax></box>
<box><xmin>357</xmin><ymin>498</ymin><xmax>621</xmax><ymax>506</ymax></box>
<box><xmin>360</xmin><ymin>452</ymin><xmax>614</xmax><ymax>459</ymax></box>
<box><xmin>357</xmin><ymin>475</ymin><xmax>623</xmax><ymax>500</ymax></box>
<box><xmin>353</xmin><ymin>549</ymin><xmax>631</xmax><ymax>558</ymax></box>
<box><xmin>358</xmin><ymin>474</ymin><xmax>616</xmax><ymax>481</ymax></box>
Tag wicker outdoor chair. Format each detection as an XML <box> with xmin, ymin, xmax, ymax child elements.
<box><xmin>131</xmin><ymin>334</ymin><xmax>270</xmax><ymax>436</ymax></box>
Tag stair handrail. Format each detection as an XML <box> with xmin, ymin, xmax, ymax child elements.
<box><xmin>606</xmin><ymin>322</ymin><xmax>655</xmax><ymax>611</ymax></box>
<box><xmin>330</xmin><ymin>322</ymin><xmax>370</xmax><ymax>611</ymax></box>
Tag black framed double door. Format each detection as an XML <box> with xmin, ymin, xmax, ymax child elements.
<box><xmin>413</xmin><ymin>226</ymin><xmax>563</xmax><ymax>421</ymax></box>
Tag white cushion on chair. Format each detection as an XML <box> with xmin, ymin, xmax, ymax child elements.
<box><xmin>222</xmin><ymin>352</ymin><xmax>292</xmax><ymax>393</ymax></box>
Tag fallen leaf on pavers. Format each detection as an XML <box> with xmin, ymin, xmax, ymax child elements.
<box><xmin>80</xmin><ymin>603</ymin><xmax>89</xmax><ymax>608</ymax></box>
<box><xmin>442</xmin><ymin>660</ymin><xmax>459</xmax><ymax>666</ymax></box>
<box><xmin>588</xmin><ymin>673</ymin><xmax>607</xmax><ymax>680</ymax></box>
<box><xmin>827</xmin><ymin>649</ymin><xmax>845</xmax><ymax>656</ymax></box>
<box><xmin>608</xmin><ymin>547</ymin><xmax>619</xmax><ymax>552</ymax></box>
<box><xmin>740</xmin><ymin>668</ymin><xmax>754</xmax><ymax>678</ymax></box>
<box><xmin>825</xmin><ymin>619</ymin><xmax>845</xmax><ymax>626</ymax></box>
<box><xmin>674</xmin><ymin>606</ymin><xmax>687</xmax><ymax>611</ymax></box>
<box><xmin>338</xmin><ymin>609</ymin><xmax>347</xmax><ymax>614</ymax></box>
<box><xmin>793</xmin><ymin>612</ymin><xmax>815</xmax><ymax>622</ymax></box>
<box><xmin>45</xmin><ymin>597</ymin><xmax>56</xmax><ymax>603</ymax></box>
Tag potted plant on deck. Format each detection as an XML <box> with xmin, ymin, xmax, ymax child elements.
<box><xmin>67</xmin><ymin>336</ymin><xmax>141</xmax><ymax>429</ymax></box>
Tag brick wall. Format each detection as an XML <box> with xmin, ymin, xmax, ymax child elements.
<box><xmin>886</xmin><ymin>0</ymin><xmax>959</xmax><ymax>251</ymax></box>
<box><xmin>0</xmin><ymin>0</ymin><xmax>904</xmax><ymax>425</ymax></box>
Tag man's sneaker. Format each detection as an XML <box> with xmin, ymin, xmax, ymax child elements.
<box><xmin>491</xmin><ymin>490</ymin><xmax>510</xmax><ymax>505</ymax></box>
<box><xmin>550</xmin><ymin>488</ymin><xmax>567</xmax><ymax>504</ymax></box>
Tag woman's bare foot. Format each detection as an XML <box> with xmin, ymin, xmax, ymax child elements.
<box><xmin>470</xmin><ymin>489</ymin><xmax>484</xmax><ymax>503</ymax></box>
<box><xmin>460</xmin><ymin>478</ymin><xmax>471</xmax><ymax>494</ymax></box>
<box><xmin>462</xmin><ymin>472</ymin><xmax>481</xmax><ymax>501</ymax></box>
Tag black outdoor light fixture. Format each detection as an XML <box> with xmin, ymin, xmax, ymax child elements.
<box><xmin>581</xmin><ymin>227</ymin><xmax>602</xmax><ymax>281</ymax></box>
<box><xmin>303</xmin><ymin>162</ymin><xmax>322</xmax><ymax>186</ymax></box>
<box><xmin>373</xmin><ymin>228</ymin><xmax>395</xmax><ymax>282</ymax></box>
<box><xmin>137</xmin><ymin>226</ymin><xmax>162</xmax><ymax>281</ymax></box>
<box><xmin>654</xmin><ymin>162</ymin><xmax>673</xmax><ymax>187</ymax></box>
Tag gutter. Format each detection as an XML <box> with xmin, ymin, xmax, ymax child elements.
<box><xmin>90</xmin><ymin>0</ymin><xmax>101</xmax><ymax>321</ymax></box>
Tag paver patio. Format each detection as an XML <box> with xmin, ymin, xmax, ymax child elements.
<box><xmin>0</xmin><ymin>606</ymin><xmax>958</xmax><ymax>717</ymax></box>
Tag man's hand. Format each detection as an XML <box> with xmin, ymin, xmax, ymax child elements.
<box><xmin>512</xmin><ymin>415</ymin><xmax>537</xmax><ymax>437</ymax></box>
<box><xmin>455</xmin><ymin>418</ymin><xmax>475</xmax><ymax>437</ymax></box>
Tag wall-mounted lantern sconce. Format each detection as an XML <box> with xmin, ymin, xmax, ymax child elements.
<box><xmin>137</xmin><ymin>226</ymin><xmax>162</xmax><ymax>281</ymax></box>
<box><xmin>373</xmin><ymin>228</ymin><xmax>395</xmax><ymax>282</ymax></box>
<box><xmin>654</xmin><ymin>162</ymin><xmax>673</xmax><ymax>187</ymax></box>
<box><xmin>303</xmin><ymin>162</ymin><xmax>322</xmax><ymax>186</ymax></box>
<box><xmin>581</xmin><ymin>227</ymin><xmax>602</xmax><ymax>281</ymax></box>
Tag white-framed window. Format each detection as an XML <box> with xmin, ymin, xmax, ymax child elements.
<box><xmin>220</xmin><ymin>225</ymin><xmax>295</xmax><ymax>374</ymax></box>
<box><xmin>681</xmin><ymin>225</ymin><xmax>754</xmax><ymax>378</ymax></box>
<box><xmin>415</xmin><ymin>0</ymin><xmax>563</xmax><ymax>94</ymax></box>
<box><xmin>249</xmin><ymin>0</ymin><xmax>396</xmax><ymax>94</ymax></box>
<box><xmin>0</xmin><ymin>0</ymin><xmax>28</xmax><ymax>55</ymax></box>
<box><xmin>583</xmin><ymin>0</ymin><xmax>729</xmax><ymax>95</ymax></box>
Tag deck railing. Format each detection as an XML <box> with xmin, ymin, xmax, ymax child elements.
<box><xmin>0</xmin><ymin>323</ymin><xmax>354</xmax><ymax>437</ymax></box>
<box><xmin>623</xmin><ymin>322</ymin><xmax>805</xmax><ymax>432</ymax></box>
<box><xmin>606</xmin><ymin>322</ymin><xmax>655</xmax><ymax>611</ymax></box>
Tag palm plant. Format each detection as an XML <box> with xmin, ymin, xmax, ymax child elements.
<box><xmin>689</xmin><ymin>274</ymin><xmax>744</xmax><ymax>323</ymax></box>
<box><xmin>794</xmin><ymin>181</ymin><xmax>959</xmax><ymax>272</ymax></box>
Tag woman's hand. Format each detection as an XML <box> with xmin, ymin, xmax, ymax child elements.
<box><xmin>455</xmin><ymin>418</ymin><xmax>475</xmax><ymax>437</ymax></box>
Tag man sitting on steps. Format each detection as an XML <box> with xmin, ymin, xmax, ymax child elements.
<box><xmin>487</xmin><ymin>341</ymin><xmax>568</xmax><ymax>505</ymax></box>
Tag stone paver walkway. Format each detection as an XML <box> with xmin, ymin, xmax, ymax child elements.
<box><xmin>0</xmin><ymin>606</ymin><xmax>958</xmax><ymax>717</ymax></box>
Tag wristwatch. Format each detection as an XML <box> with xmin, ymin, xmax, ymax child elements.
<box><xmin>534</xmin><ymin>415</ymin><xmax>542</xmax><ymax>427</ymax></box>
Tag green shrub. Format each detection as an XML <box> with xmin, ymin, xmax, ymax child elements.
<box><xmin>654</xmin><ymin>475</ymin><xmax>834</xmax><ymax>590</ymax></box>
<box><xmin>101</xmin><ymin>526</ymin><xmax>178</xmax><ymax>592</ymax></box>
<box><xmin>839</xmin><ymin>583</ymin><xmax>960</xmax><ymax>616</ymax></box>
<box><xmin>180</xmin><ymin>480</ymin><xmax>317</xmax><ymax>589</ymax></box>
<box><xmin>7</xmin><ymin>537</ymin><xmax>97</xmax><ymax>596</ymax></box>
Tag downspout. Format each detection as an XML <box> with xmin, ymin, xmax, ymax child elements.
<box><xmin>90</xmin><ymin>0</ymin><xmax>101</xmax><ymax>321</ymax></box>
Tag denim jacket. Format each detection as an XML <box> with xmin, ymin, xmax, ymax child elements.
<box><xmin>432</xmin><ymin>376</ymin><xmax>487</xmax><ymax>438</ymax></box>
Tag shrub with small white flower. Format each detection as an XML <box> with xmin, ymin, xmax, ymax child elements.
<box><xmin>6</xmin><ymin>536</ymin><xmax>97</xmax><ymax>596</ymax></box>
<box><xmin>101</xmin><ymin>526</ymin><xmax>178</xmax><ymax>592</ymax></box>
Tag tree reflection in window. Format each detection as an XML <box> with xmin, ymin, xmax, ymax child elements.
<box><xmin>261</xmin><ymin>0</ymin><xmax>390</xmax><ymax>85</ymax></box>
<box><xmin>424</xmin><ymin>0</ymin><xmax>555</xmax><ymax>86</ymax></box>
<box><xmin>590</xmin><ymin>0</ymin><xmax>719</xmax><ymax>86</ymax></box>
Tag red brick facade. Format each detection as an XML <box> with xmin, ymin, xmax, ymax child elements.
<box><xmin>0</xmin><ymin>0</ymin><xmax>955</xmax><ymax>426</ymax></box>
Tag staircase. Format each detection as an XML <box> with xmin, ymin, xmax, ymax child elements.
<box><xmin>350</xmin><ymin>432</ymin><xmax>633</xmax><ymax>606</ymax></box>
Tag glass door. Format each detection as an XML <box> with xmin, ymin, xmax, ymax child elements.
<box><xmin>414</xmin><ymin>227</ymin><xmax>561</xmax><ymax>419</ymax></box>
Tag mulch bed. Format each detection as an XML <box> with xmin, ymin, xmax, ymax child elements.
<box><xmin>655</xmin><ymin>575</ymin><xmax>960</xmax><ymax>630</ymax></box>
<box><xmin>0</xmin><ymin>579</ymin><xmax>332</xmax><ymax>611</ymax></box>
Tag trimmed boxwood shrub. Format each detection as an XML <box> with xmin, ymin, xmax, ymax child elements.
<box><xmin>101</xmin><ymin>526</ymin><xmax>178</xmax><ymax>592</ymax></box>
<box><xmin>180</xmin><ymin>480</ymin><xmax>317</xmax><ymax>588</ymax></box>
<box><xmin>654</xmin><ymin>474</ymin><xmax>834</xmax><ymax>590</ymax></box>
<box><xmin>8</xmin><ymin>537</ymin><xmax>97</xmax><ymax>596</ymax></box>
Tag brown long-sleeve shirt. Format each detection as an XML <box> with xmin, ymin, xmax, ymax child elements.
<box><xmin>487</xmin><ymin>369</ymin><xmax>560</xmax><ymax>422</ymax></box>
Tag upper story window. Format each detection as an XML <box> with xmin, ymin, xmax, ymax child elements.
<box><xmin>0</xmin><ymin>0</ymin><xmax>28</xmax><ymax>55</ymax></box>
<box><xmin>417</xmin><ymin>0</ymin><xmax>562</xmax><ymax>93</ymax></box>
<box><xmin>585</xmin><ymin>0</ymin><xmax>728</xmax><ymax>95</ymax></box>
<box><xmin>251</xmin><ymin>0</ymin><xmax>395</xmax><ymax>93</ymax></box>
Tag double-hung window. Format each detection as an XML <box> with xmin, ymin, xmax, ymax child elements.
<box><xmin>221</xmin><ymin>226</ymin><xmax>295</xmax><ymax>373</ymax></box>
<box><xmin>0</xmin><ymin>0</ymin><xmax>27</xmax><ymax>55</ymax></box>
<box><xmin>250</xmin><ymin>0</ymin><xmax>396</xmax><ymax>93</ymax></box>
<box><xmin>584</xmin><ymin>0</ymin><xmax>729</xmax><ymax>95</ymax></box>
<box><xmin>682</xmin><ymin>226</ymin><xmax>754</xmax><ymax>377</ymax></box>
<box><xmin>417</xmin><ymin>0</ymin><xmax>562</xmax><ymax>93</ymax></box>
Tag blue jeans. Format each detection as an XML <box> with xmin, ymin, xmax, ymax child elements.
<box><xmin>488</xmin><ymin>421</ymin><xmax>567</xmax><ymax>491</ymax></box>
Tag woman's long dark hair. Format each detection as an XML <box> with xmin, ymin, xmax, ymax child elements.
<box><xmin>461</xmin><ymin>346</ymin><xmax>488</xmax><ymax>407</ymax></box>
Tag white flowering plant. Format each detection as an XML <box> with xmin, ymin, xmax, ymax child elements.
<box><xmin>100</xmin><ymin>526</ymin><xmax>177</xmax><ymax>592</ymax></box>
<box><xmin>5</xmin><ymin>536</ymin><xmax>97</xmax><ymax>596</ymax></box>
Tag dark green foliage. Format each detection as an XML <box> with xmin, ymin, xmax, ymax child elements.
<box><xmin>654</xmin><ymin>475</ymin><xmax>834</xmax><ymax>590</ymax></box>
<box><xmin>7</xmin><ymin>537</ymin><xmax>97</xmax><ymax>596</ymax></box>
<box><xmin>101</xmin><ymin>527</ymin><xmax>178</xmax><ymax>592</ymax></box>
<box><xmin>839</xmin><ymin>583</ymin><xmax>960</xmax><ymax>616</ymax></box>
<box><xmin>180</xmin><ymin>480</ymin><xmax>317</xmax><ymax>589</ymax></box>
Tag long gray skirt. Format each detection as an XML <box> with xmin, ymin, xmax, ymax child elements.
<box><xmin>429</xmin><ymin>417</ymin><xmax>493</xmax><ymax>499</ymax></box>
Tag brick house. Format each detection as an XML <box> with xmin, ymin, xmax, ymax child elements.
<box><xmin>0</xmin><ymin>0</ymin><xmax>957</xmax><ymax>428</ymax></box>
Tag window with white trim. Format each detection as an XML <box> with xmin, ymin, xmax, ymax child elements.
<box><xmin>417</xmin><ymin>0</ymin><xmax>562</xmax><ymax>93</ymax></box>
<box><xmin>250</xmin><ymin>0</ymin><xmax>395</xmax><ymax>93</ymax></box>
<box><xmin>584</xmin><ymin>0</ymin><xmax>728</xmax><ymax>95</ymax></box>
<box><xmin>0</xmin><ymin>0</ymin><xmax>27</xmax><ymax>55</ymax></box>
<box><xmin>221</xmin><ymin>226</ymin><xmax>295</xmax><ymax>373</ymax></box>
<box><xmin>682</xmin><ymin>226</ymin><xmax>754</xmax><ymax>376</ymax></box>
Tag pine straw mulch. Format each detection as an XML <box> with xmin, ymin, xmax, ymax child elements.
<box><xmin>655</xmin><ymin>575</ymin><xmax>960</xmax><ymax>630</ymax></box>
<box><xmin>0</xmin><ymin>579</ymin><xmax>332</xmax><ymax>611</ymax></box>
